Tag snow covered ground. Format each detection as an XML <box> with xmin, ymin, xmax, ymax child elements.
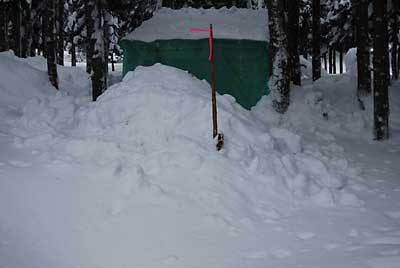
<box><xmin>0</xmin><ymin>51</ymin><xmax>399</xmax><ymax>268</ymax></box>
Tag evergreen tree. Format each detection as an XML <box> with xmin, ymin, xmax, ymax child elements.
<box><xmin>65</xmin><ymin>0</ymin><xmax>85</xmax><ymax>66</ymax></box>
<box><xmin>267</xmin><ymin>0</ymin><xmax>290</xmax><ymax>113</ymax></box>
<box><xmin>373</xmin><ymin>0</ymin><xmax>389</xmax><ymax>140</ymax></box>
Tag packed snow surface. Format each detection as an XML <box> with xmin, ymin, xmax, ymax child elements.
<box><xmin>123</xmin><ymin>7</ymin><xmax>269</xmax><ymax>42</ymax></box>
<box><xmin>1</xmin><ymin>52</ymin><xmax>400</xmax><ymax>268</ymax></box>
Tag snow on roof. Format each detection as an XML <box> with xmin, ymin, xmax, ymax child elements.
<box><xmin>123</xmin><ymin>7</ymin><xmax>269</xmax><ymax>42</ymax></box>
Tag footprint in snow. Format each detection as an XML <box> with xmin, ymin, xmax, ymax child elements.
<box><xmin>8</xmin><ymin>160</ymin><xmax>31</xmax><ymax>167</ymax></box>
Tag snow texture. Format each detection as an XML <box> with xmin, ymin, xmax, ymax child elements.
<box><xmin>1</xmin><ymin>51</ymin><xmax>400</xmax><ymax>268</ymax></box>
<box><xmin>123</xmin><ymin>7</ymin><xmax>269</xmax><ymax>42</ymax></box>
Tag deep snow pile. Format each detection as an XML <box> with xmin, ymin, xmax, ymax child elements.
<box><xmin>123</xmin><ymin>7</ymin><xmax>269</xmax><ymax>42</ymax></box>
<box><xmin>11</xmin><ymin>62</ymin><xmax>363</xmax><ymax>208</ymax></box>
<box><xmin>0</xmin><ymin>52</ymin><xmax>55</xmax><ymax>116</ymax></box>
<box><xmin>3</xmin><ymin>53</ymin><xmax>400</xmax><ymax>268</ymax></box>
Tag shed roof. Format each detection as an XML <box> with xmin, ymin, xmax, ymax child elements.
<box><xmin>123</xmin><ymin>7</ymin><xmax>269</xmax><ymax>42</ymax></box>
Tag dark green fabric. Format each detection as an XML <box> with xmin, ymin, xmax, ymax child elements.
<box><xmin>120</xmin><ymin>38</ymin><xmax>269</xmax><ymax>109</ymax></box>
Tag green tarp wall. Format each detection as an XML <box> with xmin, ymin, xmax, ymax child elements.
<box><xmin>120</xmin><ymin>38</ymin><xmax>269</xmax><ymax>109</ymax></box>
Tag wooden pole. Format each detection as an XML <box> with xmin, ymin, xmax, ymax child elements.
<box><xmin>209</xmin><ymin>24</ymin><xmax>218</xmax><ymax>139</ymax></box>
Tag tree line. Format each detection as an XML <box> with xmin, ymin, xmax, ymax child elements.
<box><xmin>0</xmin><ymin>0</ymin><xmax>397</xmax><ymax>140</ymax></box>
<box><xmin>0</xmin><ymin>0</ymin><xmax>157</xmax><ymax>100</ymax></box>
<box><xmin>268</xmin><ymin>0</ymin><xmax>396</xmax><ymax>140</ymax></box>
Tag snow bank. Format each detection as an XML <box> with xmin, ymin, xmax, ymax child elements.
<box><xmin>12</xmin><ymin>62</ymin><xmax>363</xmax><ymax>208</ymax></box>
<box><xmin>0</xmin><ymin>51</ymin><xmax>55</xmax><ymax>109</ymax></box>
<box><xmin>123</xmin><ymin>7</ymin><xmax>269</xmax><ymax>42</ymax></box>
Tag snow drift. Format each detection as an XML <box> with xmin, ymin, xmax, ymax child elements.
<box><xmin>10</xmin><ymin>59</ymin><xmax>363</xmax><ymax>208</ymax></box>
<box><xmin>1</xmin><ymin>52</ymin><xmax>385</xmax><ymax>268</ymax></box>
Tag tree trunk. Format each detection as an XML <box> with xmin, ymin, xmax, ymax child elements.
<box><xmin>71</xmin><ymin>42</ymin><xmax>76</xmax><ymax>67</ymax></box>
<box><xmin>103</xmin><ymin>9</ymin><xmax>109</xmax><ymax>91</ymax></box>
<box><xmin>266</xmin><ymin>0</ymin><xmax>290</xmax><ymax>113</ymax></box>
<box><xmin>85</xmin><ymin>0</ymin><xmax>95</xmax><ymax>74</ymax></box>
<box><xmin>57</xmin><ymin>0</ymin><xmax>64</xmax><ymax>65</ymax></box>
<box><xmin>373</xmin><ymin>0</ymin><xmax>389</xmax><ymax>140</ymax></box>
<box><xmin>0</xmin><ymin>2</ymin><xmax>9</xmax><ymax>52</ymax></box>
<box><xmin>323</xmin><ymin>52</ymin><xmax>327</xmax><ymax>71</ymax></box>
<box><xmin>21</xmin><ymin>1</ymin><xmax>33</xmax><ymax>58</ymax></box>
<box><xmin>312</xmin><ymin>0</ymin><xmax>321</xmax><ymax>81</ymax></box>
<box><xmin>339</xmin><ymin>48</ymin><xmax>343</xmax><ymax>74</ymax></box>
<box><xmin>391</xmin><ymin>0</ymin><xmax>398</xmax><ymax>80</ymax></box>
<box><xmin>91</xmin><ymin>1</ymin><xmax>106</xmax><ymax>101</ymax></box>
<box><xmin>333</xmin><ymin>49</ymin><xmax>336</xmax><ymax>74</ymax></box>
<box><xmin>329</xmin><ymin>48</ymin><xmax>332</xmax><ymax>74</ymax></box>
<box><xmin>354</xmin><ymin>0</ymin><xmax>371</xmax><ymax>95</ymax></box>
<box><xmin>111</xmin><ymin>52</ymin><xmax>115</xmax><ymax>72</ymax></box>
<box><xmin>41</xmin><ymin>14</ymin><xmax>47</xmax><ymax>58</ymax></box>
<box><xmin>46</xmin><ymin>0</ymin><xmax>59</xmax><ymax>89</ymax></box>
<box><xmin>12</xmin><ymin>0</ymin><xmax>22</xmax><ymax>57</ymax></box>
<box><xmin>287</xmin><ymin>0</ymin><xmax>301</xmax><ymax>86</ymax></box>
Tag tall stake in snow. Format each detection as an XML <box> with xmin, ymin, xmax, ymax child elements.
<box><xmin>189</xmin><ymin>24</ymin><xmax>223</xmax><ymax>150</ymax></box>
<box><xmin>209</xmin><ymin>24</ymin><xmax>218</xmax><ymax>139</ymax></box>
<box><xmin>267</xmin><ymin>0</ymin><xmax>290</xmax><ymax>113</ymax></box>
<box><xmin>373</xmin><ymin>0</ymin><xmax>389</xmax><ymax>140</ymax></box>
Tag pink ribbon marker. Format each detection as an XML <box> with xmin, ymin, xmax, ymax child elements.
<box><xmin>190</xmin><ymin>26</ymin><xmax>213</xmax><ymax>61</ymax></box>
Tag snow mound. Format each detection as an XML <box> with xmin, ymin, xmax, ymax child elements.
<box><xmin>0</xmin><ymin>51</ymin><xmax>55</xmax><ymax>109</ymax></box>
<box><xmin>12</xmin><ymin>63</ymin><xmax>363</xmax><ymax>209</ymax></box>
<box><xmin>123</xmin><ymin>7</ymin><xmax>269</xmax><ymax>42</ymax></box>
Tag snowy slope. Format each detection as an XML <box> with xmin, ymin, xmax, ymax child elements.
<box><xmin>123</xmin><ymin>7</ymin><xmax>269</xmax><ymax>42</ymax></box>
<box><xmin>1</xmin><ymin>53</ymin><xmax>400</xmax><ymax>268</ymax></box>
